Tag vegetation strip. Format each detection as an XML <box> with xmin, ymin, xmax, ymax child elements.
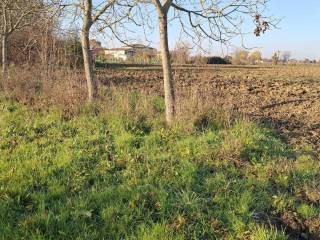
<box><xmin>0</xmin><ymin>95</ymin><xmax>319</xmax><ymax>239</ymax></box>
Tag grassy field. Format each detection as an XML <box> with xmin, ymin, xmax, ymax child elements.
<box><xmin>0</xmin><ymin>92</ymin><xmax>319</xmax><ymax>239</ymax></box>
<box><xmin>0</xmin><ymin>65</ymin><xmax>319</xmax><ymax>239</ymax></box>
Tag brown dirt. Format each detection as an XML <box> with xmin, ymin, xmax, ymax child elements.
<box><xmin>97</xmin><ymin>65</ymin><xmax>320</xmax><ymax>152</ymax></box>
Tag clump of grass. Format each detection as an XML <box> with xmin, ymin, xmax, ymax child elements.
<box><xmin>0</xmin><ymin>93</ymin><xmax>319</xmax><ymax>239</ymax></box>
<box><xmin>193</xmin><ymin>108</ymin><xmax>233</xmax><ymax>132</ymax></box>
<box><xmin>152</xmin><ymin>96</ymin><xmax>165</xmax><ymax>114</ymax></box>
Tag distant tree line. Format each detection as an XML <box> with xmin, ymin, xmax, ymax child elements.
<box><xmin>170</xmin><ymin>41</ymin><xmax>231</xmax><ymax>65</ymax></box>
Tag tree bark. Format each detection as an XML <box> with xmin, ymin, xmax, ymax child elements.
<box><xmin>159</xmin><ymin>13</ymin><xmax>176</xmax><ymax>123</ymax></box>
<box><xmin>2</xmin><ymin>33</ymin><xmax>8</xmax><ymax>82</ymax></box>
<box><xmin>82</xmin><ymin>0</ymin><xmax>97</xmax><ymax>102</ymax></box>
<box><xmin>82</xmin><ymin>29</ymin><xmax>97</xmax><ymax>102</ymax></box>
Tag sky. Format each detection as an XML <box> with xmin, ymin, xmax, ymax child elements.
<box><xmin>93</xmin><ymin>0</ymin><xmax>320</xmax><ymax>60</ymax></box>
<box><xmin>242</xmin><ymin>0</ymin><xmax>320</xmax><ymax>60</ymax></box>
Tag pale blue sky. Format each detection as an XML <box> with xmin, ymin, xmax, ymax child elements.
<box><xmin>93</xmin><ymin>0</ymin><xmax>320</xmax><ymax>60</ymax></box>
<box><xmin>240</xmin><ymin>0</ymin><xmax>320</xmax><ymax>60</ymax></box>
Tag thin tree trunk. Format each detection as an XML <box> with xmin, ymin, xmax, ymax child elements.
<box><xmin>81</xmin><ymin>0</ymin><xmax>97</xmax><ymax>103</ymax></box>
<box><xmin>2</xmin><ymin>33</ymin><xmax>8</xmax><ymax>82</ymax></box>
<box><xmin>159</xmin><ymin>14</ymin><xmax>176</xmax><ymax>123</ymax></box>
<box><xmin>81</xmin><ymin>27</ymin><xmax>97</xmax><ymax>102</ymax></box>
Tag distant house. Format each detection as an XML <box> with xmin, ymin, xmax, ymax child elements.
<box><xmin>105</xmin><ymin>44</ymin><xmax>157</xmax><ymax>62</ymax></box>
<box><xmin>104</xmin><ymin>47</ymin><xmax>134</xmax><ymax>61</ymax></box>
<box><xmin>89</xmin><ymin>39</ymin><xmax>104</xmax><ymax>59</ymax></box>
<box><xmin>89</xmin><ymin>40</ymin><xmax>158</xmax><ymax>63</ymax></box>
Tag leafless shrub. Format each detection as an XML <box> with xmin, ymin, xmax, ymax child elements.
<box><xmin>171</xmin><ymin>41</ymin><xmax>191</xmax><ymax>65</ymax></box>
<box><xmin>232</xmin><ymin>50</ymin><xmax>249</xmax><ymax>65</ymax></box>
<box><xmin>2</xmin><ymin>67</ymin><xmax>86</xmax><ymax>117</ymax></box>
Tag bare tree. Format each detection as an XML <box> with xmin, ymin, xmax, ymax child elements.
<box><xmin>0</xmin><ymin>0</ymin><xmax>62</xmax><ymax>83</ymax></box>
<box><xmin>147</xmin><ymin>0</ymin><xmax>176</xmax><ymax>123</ymax></box>
<box><xmin>249</xmin><ymin>51</ymin><xmax>262</xmax><ymax>65</ymax></box>
<box><xmin>172</xmin><ymin>41</ymin><xmax>191</xmax><ymax>64</ymax></box>
<box><xmin>137</xmin><ymin>0</ymin><xmax>276</xmax><ymax>123</ymax></box>
<box><xmin>66</xmin><ymin>0</ymin><xmax>276</xmax><ymax>123</ymax></box>
<box><xmin>281</xmin><ymin>51</ymin><xmax>291</xmax><ymax>64</ymax></box>
<box><xmin>72</xmin><ymin>0</ymin><xmax>135</xmax><ymax>102</ymax></box>
<box><xmin>0</xmin><ymin>1</ymin><xmax>44</xmax><ymax>79</ymax></box>
<box><xmin>272</xmin><ymin>51</ymin><xmax>280</xmax><ymax>65</ymax></box>
<box><xmin>232</xmin><ymin>50</ymin><xmax>249</xmax><ymax>65</ymax></box>
<box><xmin>79</xmin><ymin>0</ymin><xmax>112</xmax><ymax>102</ymax></box>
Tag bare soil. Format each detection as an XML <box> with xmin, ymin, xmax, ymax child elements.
<box><xmin>98</xmin><ymin>65</ymin><xmax>320</xmax><ymax>152</ymax></box>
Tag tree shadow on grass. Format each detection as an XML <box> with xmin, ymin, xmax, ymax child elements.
<box><xmin>250</xmin><ymin>113</ymin><xmax>320</xmax><ymax>154</ymax></box>
<box><xmin>186</xmin><ymin>122</ymin><xmax>318</xmax><ymax>239</ymax></box>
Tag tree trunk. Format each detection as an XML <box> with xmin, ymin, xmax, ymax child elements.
<box><xmin>159</xmin><ymin>14</ymin><xmax>176</xmax><ymax>123</ymax></box>
<box><xmin>2</xmin><ymin>33</ymin><xmax>8</xmax><ymax>82</ymax></box>
<box><xmin>81</xmin><ymin>25</ymin><xmax>97</xmax><ymax>102</ymax></box>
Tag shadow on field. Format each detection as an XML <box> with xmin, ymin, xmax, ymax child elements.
<box><xmin>189</xmin><ymin>139</ymin><xmax>319</xmax><ymax>240</ymax></box>
<box><xmin>260</xmin><ymin>99</ymin><xmax>310</xmax><ymax>110</ymax></box>
<box><xmin>251</xmin><ymin>113</ymin><xmax>320</xmax><ymax>154</ymax></box>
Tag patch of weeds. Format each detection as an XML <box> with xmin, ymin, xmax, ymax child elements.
<box><xmin>152</xmin><ymin>96</ymin><xmax>165</xmax><ymax>114</ymax></box>
<box><xmin>129</xmin><ymin>91</ymin><xmax>140</xmax><ymax>112</ymax></box>
<box><xmin>7</xmin><ymin>104</ymin><xmax>18</xmax><ymax>113</ymax></box>
<box><xmin>0</xmin><ymin>99</ymin><xmax>317</xmax><ymax>239</ymax></box>
<box><xmin>79</xmin><ymin>102</ymin><xmax>101</xmax><ymax>117</ymax></box>
<box><xmin>249</xmin><ymin>225</ymin><xmax>288</xmax><ymax>240</ymax></box>
<box><xmin>194</xmin><ymin>108</ymin><xmax>231</xmax><ymax>132</ymax></box>
<box><xmin>297</xmin><ymin>204</ymin><xmax>317</xmax><ymax>220</ymax></box>
<box><xmin>124</xmin><ymin>114</ymin><xmax>152</xmax><ymax>136</ymax></box>
<box><xmin>240</xmin><ymin>130</ymin><xmax>292</xmax><ymax>164</ymax></box>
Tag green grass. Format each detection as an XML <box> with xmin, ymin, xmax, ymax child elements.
<box><xmin>0</xmin><ymin>94</ymin><xmax>319</xmax><ymax>239</ymax></box>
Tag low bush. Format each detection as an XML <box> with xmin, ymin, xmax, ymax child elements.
<box><xmin>206</xmin><ymin>56</ymin><xmax>231</xmax><ymax>65</ymax></box>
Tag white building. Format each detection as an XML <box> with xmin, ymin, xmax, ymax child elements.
<box><xmin>105</xmin><ymin>47</ymin><xmax>135</xmax><ymax>61</ymax></box>
<box><xmin>104</xmin><ymin>44</ymin><xmax>157</xmax><ymax>61</ymax></box>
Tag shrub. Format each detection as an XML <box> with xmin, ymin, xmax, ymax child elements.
<box><xmin>206</xmin><ymin>56</ymin><xmax>231</xmax><ymax>64</ymax></box>
<box><xmin>193</xmin><ymin>108</ymin><xmax>232</xmax><ymax>131</ymax></box>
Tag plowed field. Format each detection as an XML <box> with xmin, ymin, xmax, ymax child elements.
<box><xmin>98</xmin><ymin>65</ymin><xmax>320</xmax><ymax>151</ymax></box>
